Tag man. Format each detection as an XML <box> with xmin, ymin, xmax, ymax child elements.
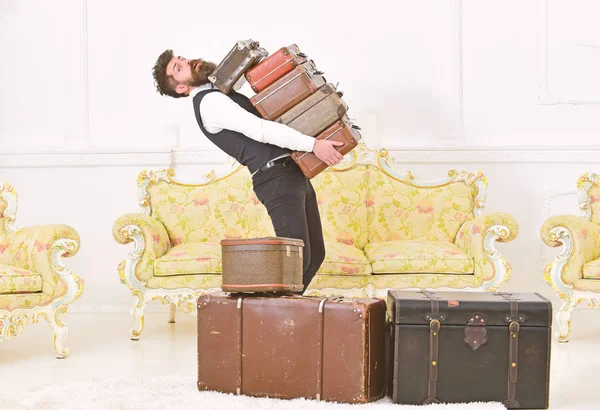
<box><xmin>152</xmin><ymin>50</ymin><xmax>344</xmax><ymax>291</ymax></box>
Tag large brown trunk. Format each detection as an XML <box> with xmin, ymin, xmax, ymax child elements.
<box><xmin>387</xmin><ymin>290</ymin><xmax>552</xmax><ymax>409</ymax></box>
<box><xmin>197</xmin><ymin>293</ymin><xmax>387</xmax><ymax>403</ymax></box>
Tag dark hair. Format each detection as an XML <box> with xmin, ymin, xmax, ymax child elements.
<box><xmin>152</xmin><ymin>49</ymin><xmax>183</xmax><ymax>98</ymax></box>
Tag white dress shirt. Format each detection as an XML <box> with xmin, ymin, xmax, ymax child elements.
<box><xmin>190</xmin><ymin>84</ymin><xmax>316</xmax><ymax>174</ymax></box>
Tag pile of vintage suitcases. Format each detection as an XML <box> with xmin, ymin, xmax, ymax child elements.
<box><xmin>198</xmin><ymin>40</ymin><xmax>552</xmax><ymax>408</ymax></box>
<box><xmin>208</xmin><ymin>39</ymin><xmax>362</xmax><ymax>179</ymax></box>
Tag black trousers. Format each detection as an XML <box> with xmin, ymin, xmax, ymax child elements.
<box><xmin>252</xmin><ymin>159</ymin><xmax>326</xmax><ymax>291</ymax></box>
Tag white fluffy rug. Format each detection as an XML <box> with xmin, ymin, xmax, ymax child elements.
<box><xmin>0</xmin><ymin>376</ymin><xmax>505</xmax><ymax>410</ymax></box>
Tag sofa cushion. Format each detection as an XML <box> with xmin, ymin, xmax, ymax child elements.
<box><xmin>318</xmin><ymin>241</ymin><xmax>372</xmax><ymax>276</ymax></box>
<box><xmin>366</xmin><ymin>167</ymin><xmax>476</xmax><ymax>243</ymax></box>
<box><xmin>148</xmin><ymin>168</ymin><xmax>274</xmax><ymax>246</ymax></box>
<box><xmin>0</xmin><ymin>264</ymin><xmax>43</xmax><ymax>295</ymax></box>
<box><xmin>312</xmin><ymin>165</ymin><xmax>369</xmax><ymax>250</ymax></box>
<box><xmin>573</xmin><ymin>278</ymin><xmax>600</xmax><ymax>292</ymax></box>
<box><xmin>583</xmin><ymin>258</ymin><xmax>600</xmax><ymax>279</ymax></box>
<box><xmin>364</xmin><ymin>240</ymin><xmax>474</xmax><ymax>275</ymax></box>
<box><xmin>154</xmin><ymin>243</ymin><xmax>222</xmax><ymax>276</ymax></box>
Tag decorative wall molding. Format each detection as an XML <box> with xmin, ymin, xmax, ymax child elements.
<box><xmin>3</xmin><ymin>146</ymin><xmax>600</xmax><ymax>168</ymax></box>
<box><xmin>0</xmin><ymin>150</ymin><xmax>171</xmax><ymax>168</ymax></box>
<box><xmin>384</xmin><ymin>147</ymin><xmax>600</xmax><ymax>164</ymax></box>
<box><xmin>539</xmin><ymin>0</ymin><xmax>600</xmax><ymax>105</ymax></box>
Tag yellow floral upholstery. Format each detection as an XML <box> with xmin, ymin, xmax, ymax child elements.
<box><xmin>114</xmin><ymin>145</ymin><xmax>518</xmax><ymax>339</ymax></box>
<box><xmin>541</xmin><ymin>173</ymin><xmax>600</xmax><ymax>341</ymax></box>
<box><xmin>154</xmin><ymin>243</ymin><xmax>222</xmax><ymax>276</ymax></box>
<box><xmin>0</xmin><ymin>293</ymin><xmax>52</xmax><ymax>312</ymax></box>
<box><xmin>319</xmin><ymin>241</ymin><xmax>372</xmax><ymax>276</ymax></box>
<box><xmin>583</xmin><ymin>258</ymin><xmax>600</xmax><ymax>279</ymax></box>
<box><xmin>311</xmin><ymin>166</ymin><xmax>369</xmax><ymax>250</ymax></box>
<box><xmin>0</xmin><ymin>182</ymin><xmax>83</xmax><ymax>358</ymax></box>
<box><xmin>366</xmin><ymin>167</ymin><xmax>476</xmax><ymax>243</ymax></box>
<box><xmin>0</xmin><ymin>264</ymin><xmax>42</xmax><ymax>294</ymax></box>
<box><xmin>588</xmin><ymin>186</ymin><xmax>600</xmax><ymax>225</ymax></box>
<box><xmin>541</xmin><ymin>215</ymin><xmax>600</xmax><ymax>286</ymax></box>
<box><xmin>455</xmin><ymin>212</ymin><xmax>519</xmax><ymax>285</ymax></box>
<box><xmin>0</xmin><ymin>225</ymin><xmax>80</xmax><ymax>302</ymax></box>
<box><xmin>364</xmin><ymin>240</ymin><xmax>474</xmax><ymax>274</ymax></box>
<box><xmin>573</xmin><ymin>279</ymin><xmax>600</xmax><ymax>292</ymax></box>
<box><xmin>147</xmin><ymin>169</ymin><xmax>273</xmax><ymax>246</ymax></box>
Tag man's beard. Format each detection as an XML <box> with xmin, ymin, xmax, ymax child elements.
<box><xmin>187</xmin><ymin>59</ymin><xmax>217</xmax><ymax>86</ymax></box>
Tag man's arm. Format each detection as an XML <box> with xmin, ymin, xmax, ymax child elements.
<box><xmin>200</xmin><ymin>91</ymin><xmax>316</xmax><ymax>152</ymax></box>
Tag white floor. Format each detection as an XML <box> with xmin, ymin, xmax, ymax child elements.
<box><xmin>0</xmin><ymin>308</ymin><xmax>599</xmax><ymax>409</ymax></box>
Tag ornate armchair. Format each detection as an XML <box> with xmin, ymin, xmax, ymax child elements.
<box><xmin>0</xmin><ymin>182</ymin><xmax>84</xmax><ymax>358</ymax></box>
<box><xmin>113</xmin><ymin>143</ymin><xmax>518</xmax><ymax>339</ymax></box>
<box><xmin>541</xmin><ymin>173</ymin><xmax>600</xmax><ymax>342</ymax></box>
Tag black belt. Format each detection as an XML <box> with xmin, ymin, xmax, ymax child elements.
<box><xmin>256</xmin><ymin>156</ymin><xmax>293</xmax><ymax>173</ymax></box>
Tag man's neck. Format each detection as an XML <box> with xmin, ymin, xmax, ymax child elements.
<box><xmin>189</xmin><ymin>83</ymin><xmax>213</xmax><ymax>98</ymax></box>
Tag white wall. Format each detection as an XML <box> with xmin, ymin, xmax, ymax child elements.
<box><xmin>1</xmin><ymin>0</ymin><xmax>600</xmax><ymax>313</ymax></box>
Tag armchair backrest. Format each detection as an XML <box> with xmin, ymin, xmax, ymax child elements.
<box><xmin>578</xmin><ymin>173</ymin><xmax>600</xmax><ymax>224</ymax></box>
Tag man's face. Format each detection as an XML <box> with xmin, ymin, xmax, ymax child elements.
<box><xmin>166</xmin><ymin>55</ymin><xmax>216</xmax><ymax>95</ymax></box>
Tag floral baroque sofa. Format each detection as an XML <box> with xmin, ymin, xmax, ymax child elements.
<box><xmin>0</xmin><ymin>182</ymin><xmax>84</xmax><ymax>358</ymax></box>
<box><xmin>113</xmin><ymin>143</ymin><xmax>518</xmax><ymax>339</ymax></box>
<box><xmin>541</xmin><ymin>172</ymin><xmax>600</xmax><ymax>342</ymax></box>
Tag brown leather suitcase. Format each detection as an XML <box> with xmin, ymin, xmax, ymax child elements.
<box><xmin>197</xmin><ymin>293</ymin><xmax>387</xmax><ymax>403</ymax></box>
<box><xmin>387</xmin><ymin>290</ymin><xmax>552</xmax><ymax>409</ymax></box>
<box><xmin>274</xmin><ymin>84</ymin><xmax>348</xmax><ymax>137</ymax></box>
<box><xmin>291</xmin><ymin>116</ymin><xmax>361</xmax><ymax>179</ymax></box>
<box><xmin>208</xmin><ymin>39</ymin><xmax>268</xmax><ymax>94</ymax></box>
<box><xmin>245</xmin><ymin>44</ymin><xmax>307</xmax><ymax>93</ymax></box>
<box><xmin>220</xmin><ymin>236</ymin><xmax>304</xmax><ymax>293</ymax></box>
<box><xmin>249</xmin><ymin>61</ymin><xmax>326</xmax><ymax>120</ymax></box>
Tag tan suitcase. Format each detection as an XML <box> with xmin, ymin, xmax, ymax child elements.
<box><xmin>197</xmin><ymin>293</ymin><xmax>387</xmax><ymax>403</ymax></box>
<box><xmin>274</xmin><ymin>83</ymin><xmax>348</xmax><ymax>137</ymax></box>
<box><xmin>220</xmin><ymin>236</ymin><xmax>304</xmax><ymax>293</ymax></box>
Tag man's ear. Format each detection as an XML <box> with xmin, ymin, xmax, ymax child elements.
<box><xmin>175</xmin><ymin>83</ymin><xmax>189</xmax><ymax>95</ymax></box>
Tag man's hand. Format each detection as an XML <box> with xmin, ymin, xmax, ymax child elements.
<box><xmin>313</xmin><ymin>140</ymin><xmax>345</xmax><ymax>166</ymax></box>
